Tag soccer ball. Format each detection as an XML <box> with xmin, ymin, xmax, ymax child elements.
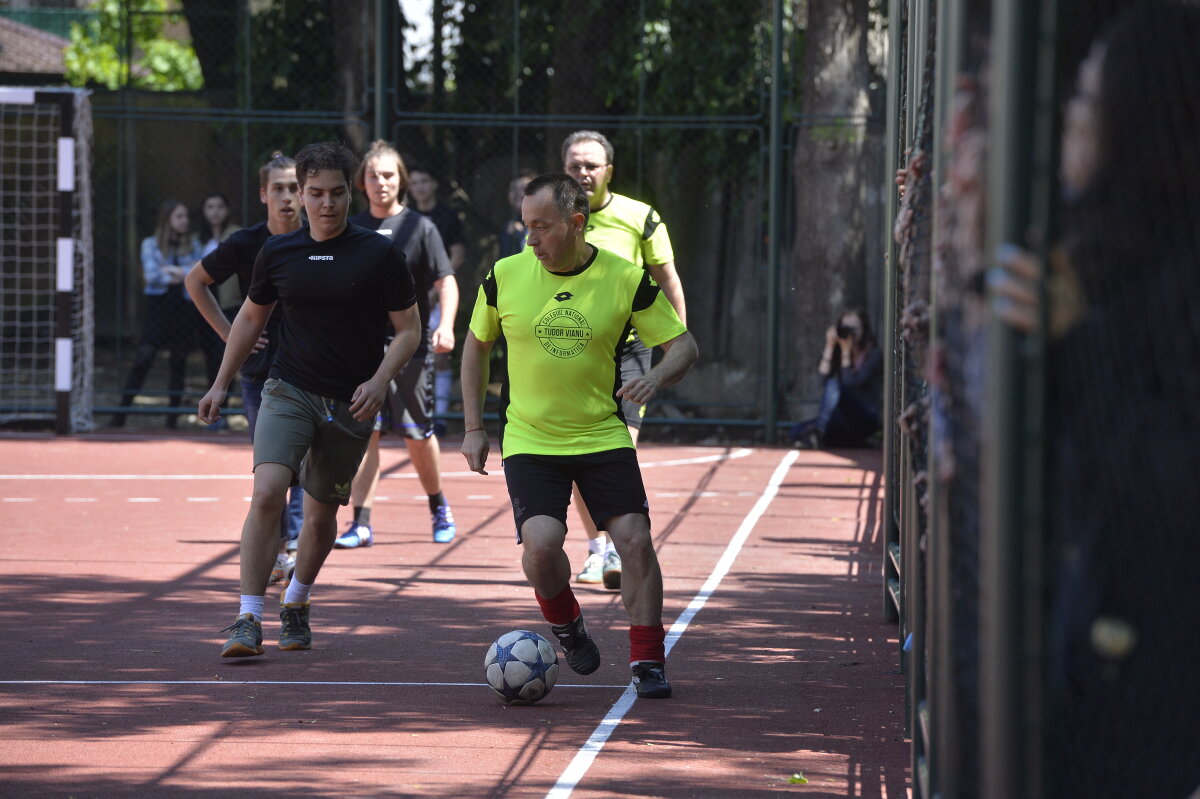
<box><xmin>484</xmin><ymin>630</ymin><xmax>560</xmax><ymax>704</ymax></box>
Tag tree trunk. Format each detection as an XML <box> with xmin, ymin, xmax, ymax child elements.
<box><xmin>789</xmin><ymin>0</ymin><xmax>879</xmax><ymax>407</ymax></box>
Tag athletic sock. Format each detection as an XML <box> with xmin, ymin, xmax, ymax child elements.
<box><xmin>587</xmin><ymin>536</ymin><xmax>605</xmax><ymax>556</ymax></box>
<box><xmin>535</xmin><ymin>585</ymin><xmax>582</xmax><ymax>626</ymax></box>
<box><xmin>629</xmin><ymin>624</ymin><xmax>666</xmax><ymax>664</ymax></box>
<box><xmin>427</xmin><ymin>492</ymin><xmax>446</xmax><ymax>513</ymax></box>
<box><xmin>238</xmin><ymin>595</ymin><xmax>265</xmax><ymax>622</ymax></box>
<box><xmin>283</xmin><ymin>578</ymin><xmax>313</xmax><ymax>606</ymax></box>
<box><xmin>604</xmin><ymin>539</ymin><xmax>618</xmax><ymax>557</ymax></box>
<box><xmin>354</xmin><ymin>505</ymin><xmax>371</xmax><ymax>527</ymax></box>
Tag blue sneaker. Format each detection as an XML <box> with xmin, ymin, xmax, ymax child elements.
<box><xmin>335</xmin><ymin>522</ymin><xmax>372</xmax><ymax>549</ymax></box>
<box><xmin>432</xmin><ymin>504</ymin><xmax>456</xmax><ymax>543</ymax></box>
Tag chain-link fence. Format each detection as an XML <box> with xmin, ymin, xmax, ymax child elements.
<box><xmin>3</xmin><ymin>0</ymin><xmax>890</xmax><ymax>438</ymax></box>
<box><xmin>888</xmin><ymin>1</ymin><xmax>1200</xmax><ymax>797</ymax></box>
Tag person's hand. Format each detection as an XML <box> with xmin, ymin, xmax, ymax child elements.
<box><xmin>462</xmin><ymin>429</ymin><xmax>489</xmax><ymax>475</ymax></box>
<box><xmin>825</xmin><ymin>325</ymin><xmax>841</xmax><ymax>347</ymax></box>
<box><xmin>616</xmin><ymin>373</ymin><xmax>664</xmax><ymax>406</ymax></box>
<box><xmin>348</xmin><ymin>377</ymin><xmax>388</xmax><ymax>422</ymax></box>
<box><xmin>990</xmin><ymin>243</ymin><xmax>1040</xmax><ymax>334</ymax></box>
<box><xmin>164</xmin><ymin>265</ymin><xmax>185</xmax><ymax>285</ymax></box>
<box><xmin>197</xmin><ymin>385</ymin><xmax>227</xmax><ymax>425</ymax></box>
<box><xmin>431</xmin><ymin>325</ymin><xmax>455</xmax><ymax>354</ymax></box>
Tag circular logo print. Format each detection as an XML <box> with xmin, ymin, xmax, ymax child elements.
<box><xmin>535</xmin><ymin>307</ymin><xmax>592</xmax><ymax>358</ymax></box>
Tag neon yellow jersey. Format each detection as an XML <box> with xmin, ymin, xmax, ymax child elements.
<box><xmin>585</xmin><ymin>192</ymin><xmax>674</xmax><ymax>268</ymax></box>
<box><xmin>469</xmin><ymin>245</ymin><xmax>686</xmax><ymax>457</ymax></box>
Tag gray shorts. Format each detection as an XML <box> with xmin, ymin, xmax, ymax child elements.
<box><xmin>254</xmin><ymin>378</ymin><xmax>375</xmax><ymax>506</ymax></box>
<box><xmin>380</xmin><ymin>350</ymin><xmax>434</xmax><ymax>440</ymax></box>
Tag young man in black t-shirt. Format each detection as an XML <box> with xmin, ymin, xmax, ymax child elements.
<box><xmin>185</xmin><ymin>152</ymin><xmax>303</xmax><ymax>583</ymax></box>
<box><xmin>198</xmin><ymin>142</ymin><xmax>420</xmax><ymax>659</ymax></box>
<box><xmin>334</xmin><ymin>140</ymin><xmax>460</xmax><ymax>547</ymax></box>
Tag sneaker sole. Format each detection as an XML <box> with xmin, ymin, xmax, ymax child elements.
<box><xmin>221</xmin><ymin>642</ymin><xmax>264</xmax><ymax>658</ymax></box>
<box><xmin>636</xmin><ymin>684</ymin><xmax>672</xmax><ymax>699</ymax></box>
<box><xmin>602</xmin><ymin>569</ymin><xmax>622</xmax><ymax>590</ymax></box>
<box><xmin>279</xmin><ymin>640</ymin><xmax>311</xmax><ymax>651</ymax></box>
<box><xmin>575</xmin><ymin>573</ymin><xmax>603</xmax><ymax>584</ymax></box>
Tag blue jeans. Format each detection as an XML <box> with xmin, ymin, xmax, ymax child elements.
<box><xmin>792</xmin><ymin>376</ymin><xmax>881</xmax><ymax>446</ymax></box>
<box><xmin>242</xmin><ymin>376</ymin><xmax>303</xmax><ymax>544</ymax></box>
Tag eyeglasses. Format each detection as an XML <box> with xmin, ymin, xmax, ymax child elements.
<box><xmin>565</xmin><ymin>162</ymin><xmax>608</xmax><ymax>175</ymax></box>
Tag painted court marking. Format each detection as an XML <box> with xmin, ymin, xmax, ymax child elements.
<box><xmin>545</xmin><ymin>448</ymin><xmax>800</xmax><ymax>799</ymax></box>
<box><xmin>0</xmin><ymin>680</ymin><xmax>626</xmax><ymax>689</ymax></box>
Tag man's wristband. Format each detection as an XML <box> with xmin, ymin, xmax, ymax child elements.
<box><xmin>464</xmin><ymin>427</ymin><xmax>483</xmax><ymax>433</ymax></box>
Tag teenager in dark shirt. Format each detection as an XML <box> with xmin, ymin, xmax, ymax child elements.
<box><xmin>198</xmin><ymin>142</ymin><xmax>420</xmax><ymax>659</ymax></box>
<box><xmin>185</xmin><ymin>152</ymin><xmax>304</xmax><ymax>584</ymax></box>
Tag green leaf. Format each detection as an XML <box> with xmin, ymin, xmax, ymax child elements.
<box><xmin>788</xmin><ymin>773</ymin><xmax>809</xmax><ymax>784</ymax></box>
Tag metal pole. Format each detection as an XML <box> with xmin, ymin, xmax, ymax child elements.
<box><xmin>982</xmin><ymin>0</ymin><xmax>1045</xmax><ymax>796</ymax></box>
<box><xmin>765</xmin><ymin>0</ymin><xmax>783</xmax><ymax>444</ymax></box>
<box><xmin>374</xmin><ymin>0</ymin><xmax>387</xmax><ymax>140</ymax></box>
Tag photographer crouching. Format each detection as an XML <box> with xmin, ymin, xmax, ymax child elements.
<box><xmin>790</xmin><ymin>308</ymin><xmax>883</xmax><ymax>449</ymax></box>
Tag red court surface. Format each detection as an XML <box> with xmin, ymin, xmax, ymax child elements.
<box><xmin>0</xmin><ymin>433</ymin><xmax>910</xmax><ymax>798</ymax></box>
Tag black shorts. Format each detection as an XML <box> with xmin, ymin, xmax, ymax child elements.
<box><xmin>502</xmin><ymin>448</ymin><xmax>649</xmax><ymax>541</ymax></box>
<box><xmin>619</xmin><ymin>335</ymin><xmax>652</xmax><ymax>429</ymax></box>
<box><xmin>380</xmin><ymin>350</ymin><xmax>434</xmax><ymax>440</ymax></box>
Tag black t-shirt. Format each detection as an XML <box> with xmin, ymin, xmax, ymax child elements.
<box><xmin>200</xmin><ymin>221</ymin><xmax>281</xmax><ymax>382</ymax></box>
<box><xmin>416</xmin><ymin>202</ymin><xmax>466</xmax><ymax>255</ymax></box>
<box><xmin>248</xmin><ymin>224</ymin><xmax>417</xmax><ymax>401</ymax></box>
<box><xmin>348</xmin><ymin>209</ymin><xmax>453</xmax><ymax>356</ymax></box>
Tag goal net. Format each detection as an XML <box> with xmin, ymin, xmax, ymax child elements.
<box><xmin>0</xmin><ymin>87</ymin><xmax>93</xmax><ymax>433</ymax></box>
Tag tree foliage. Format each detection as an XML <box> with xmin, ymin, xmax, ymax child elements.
<box><xmin>64</xmin><ymin>0</ymin><xmax>203</xmax><ymax>91</ymax></box>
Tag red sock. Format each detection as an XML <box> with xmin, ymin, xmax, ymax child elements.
<box><xmin>629</xmin><ymin>624</ymin><xmax>666</xmax><ymax>664</ymax></box>
<box><xmin>534</xmin><ymin>585</ymin><xmax>581</xmax><ymax>626</ymax></box>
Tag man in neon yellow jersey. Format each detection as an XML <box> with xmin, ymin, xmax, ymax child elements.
<box><xmin>460</xmin><ymin>172</ymin><xmax>698</xmax><ymax>698</ymax></box>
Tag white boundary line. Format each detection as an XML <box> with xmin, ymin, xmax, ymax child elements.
<box><xmin>545</xmin><ymin>448</ymin><xmax>800</xmax><ymax>799</ymax></box>
<box><xmin>0</xmin><ymin>680</ymin><xmax>625</xmax><ymax>688</ymax></box>
<box><xmin>0</xmin><ymin>447</ymin><xmax>754</xmax><ymax>482</ymax></box>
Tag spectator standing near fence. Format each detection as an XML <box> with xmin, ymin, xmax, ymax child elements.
<box><xmin>199</xmin><ymin>142</ymin><xmax>420</xmax><ymax>659</ymax></box>
<box><xmin>186</xmin><ymin>153</ymin><xmax>305</xmax><ymax>584</ymax></box>
<box><xmin>460</xmin><ymin>172</ymin><xmax>698</xmax><ymax>698</ymax></box>
<box><xmin>991</xmin><ymin>4</ymin><xmax>1200</xmax><ymax>794</ymax></box>
<box><xmin>561</xmin><ymin>130</ymin><xmax>688</xmax><ymax>590</ymax></box>
<box><xmin>408</xmin><ymin>165</ymin><xmax>467</xmax><ymax>434</ymax></box>
<box><xmin>112</xmin><ymin>200</ymin><xmax>203</xmax><ymax>429</ymax></box>
<box><xmin>335</xmin><ymin>140</ymin><xmax>459</xmax><ymax>547</ymax></box>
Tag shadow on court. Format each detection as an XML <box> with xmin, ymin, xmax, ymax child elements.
<box><xmin>0</xmin><ymin>437</ymin><xmax>908</xmax><ymax>798</ymax></box>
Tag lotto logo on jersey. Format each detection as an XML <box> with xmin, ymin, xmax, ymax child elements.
<box><xmin>309</xmin><ymin>255</ymin><xmax>334</xmax><ymax>260</ymax></box>
<box><xmin>535</xmin><ymin>307</ymin><xmax>592</xmax><ymax>358</ymax></box>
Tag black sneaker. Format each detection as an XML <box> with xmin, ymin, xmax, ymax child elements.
<box><xmin>550</xmin><ymin>615</ymin><xmax>601</xmax><ymax>675</ymax></box>
<box><xmin>631</xmin><ymin>661</ymin><xmax>672</xmax><ymax>698</ymax></box>
<box><xmin>279</xmin><ymin>602</ymin><xmax>311</xmax><ymax>650</ymax></box>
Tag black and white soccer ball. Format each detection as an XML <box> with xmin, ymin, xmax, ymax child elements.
<box><xmin>484</xmin><ymin>630</ymin><xmax>560</xmax><ymax>704</ymax></box>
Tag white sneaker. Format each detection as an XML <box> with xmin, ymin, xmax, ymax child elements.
<box><xmin>575</xmin><ymin>552</ymin><xmax>604</xmax><ymax>583</ymax></box>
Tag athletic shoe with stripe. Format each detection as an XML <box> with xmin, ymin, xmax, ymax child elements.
<box><xmin>631</xmin><ymin>661</ymin><xmax>672</xmax><ymax>698</ymax></box>
<box><xmin>279</xmin><ymin>602</ymin><xmax>311</xmax><ymax>650</ymax></box>
<box><xmin>602</xmin><ymin>551</ymin><xmax>622</xmax><ymax>590</ymax></box>
<box><xmin>575</xmin><ymin>552</ymin><xmax>604</xmax><ymax>584</ymax></box>
<box><xmin>220</xmin><ymin>613</ymin><xmax>264</xmax><ymax>658</ymax></box>
<box><xmin>550</xmin><ymin>614</ymin><xmax>601</xmax><ymax>675</ymax></box>
<box><xmin>432</xmin><ymin>504</ymin><xmax>456</xmax><ymax>543</ymax></box>
<box><xmin>335</xmin><ymin>522</ymin><xmax>372</xmax><ymax>549</ymax></box>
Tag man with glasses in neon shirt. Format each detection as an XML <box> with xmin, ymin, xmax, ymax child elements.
<box><xmin>560</xmin><ymin>130</ymin><xmax>688</xmax><ymax>591</ymax></box>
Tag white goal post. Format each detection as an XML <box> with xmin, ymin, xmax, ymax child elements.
<box><xmin>0</xmin><ymin>87</ymin><xmax>94</xmax><ymax>434</ymax></box>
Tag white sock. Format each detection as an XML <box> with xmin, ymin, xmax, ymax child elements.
<box><xmin>587</xmin><ymin>536</ymin><xmax>605</xmax><ymax>556</ymax></box>
<box><xmin>239</xmin><ymin>595</ymin><xmax>265</xmax><ymax>621</ymax></box>
<box><xmin>604</xmin><ymin>540</ymin><xmax>618</xmax><ymax>558</ymax></box>
<box><xmin>284</xmin><ymin>577</ymin><xmax>312</xmax><ymax>606</ymax></box>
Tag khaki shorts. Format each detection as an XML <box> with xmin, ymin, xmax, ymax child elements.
<box><xmin>254</xmin><ymin>378</ymin><xmax>374</xmax><ymax>506</ymax></box>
